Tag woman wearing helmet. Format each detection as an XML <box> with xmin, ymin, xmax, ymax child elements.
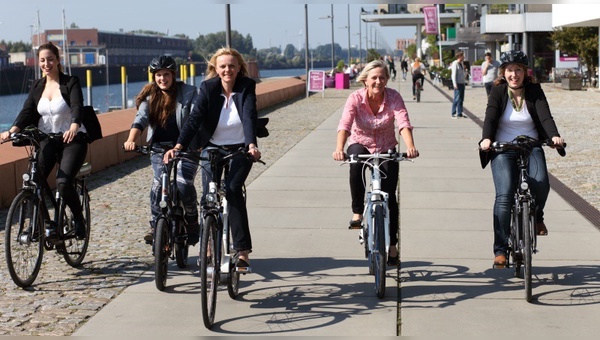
<box><xmin>164</xmin><ymin>48</ymin><xmax>261</xmax><ymax>271</ymax></box>
<box><xmin>123</xmin><ymin>56</ymin><xmax>201</xmax><ymax>246</ymax></box>
<box><xmin>479</xmin><ymin>50</ymin><xmax>565</xmax><ymax>267</ymax></box>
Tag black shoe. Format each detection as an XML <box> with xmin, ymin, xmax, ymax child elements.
<box><xmin>387</xmin><ymin>254</ymin><xmax>399</xmax><ymax>267</ymax></box>
<box><xmin>74</xmin><ymin>218</ymin><xmax>87</xmax><ymax>240</ymax></box>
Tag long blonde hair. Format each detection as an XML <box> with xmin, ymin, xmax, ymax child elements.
<box><xmin>205</xmin><ymin>47</ymin><xmax>249</xmax><ymax>80</ymax></box>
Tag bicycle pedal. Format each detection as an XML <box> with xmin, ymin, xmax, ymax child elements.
<box><xmin>235</xmin><ymin>266</ymin><xmax>252</xmax><ymax>274</ymax></box>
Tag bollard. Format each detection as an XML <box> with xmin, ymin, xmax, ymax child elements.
<box><xmin>182</xmin><ymin>64</ymin><xmax>188</xmax><ymax>84</ymax></box>
<box><xmin>190</xmin><ymin>63</ymin><xmax>196</xmax><ymax>86</ymax></box>
<box><xmin>86</xmin><ymin>69</ymin><xmax>93</xmax><ymax>106</ymax></box>
<box><xmin>121</xmin><ymin>66</ymin><xmax>127</xmax><ymax>109</ymax></box>
<box><xmin>148</xmin><ymin>69</ymin><xmax>153</xmax><ymax>83</ymax></box>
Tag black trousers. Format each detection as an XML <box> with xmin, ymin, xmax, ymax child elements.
<box><xmin>347</xmin><ymin>143</ymin><xmax>399</xmax><ymax>245</ymax></box>
<box><xmin>38</xmin><ymin>135</ymin><xmax>87</xmax><ymax>221</ymax></box>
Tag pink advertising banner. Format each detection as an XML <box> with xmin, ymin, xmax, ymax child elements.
<box><xmin>423</xmin><ymin>6</ymin><xmax>438</xmax><ymax>35</ymax></box>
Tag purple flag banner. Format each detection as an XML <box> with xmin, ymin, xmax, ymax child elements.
<box><xmin>423</xmin><ymin>6</ymin><xmax>438</xmax><ymax>34</ymax></box>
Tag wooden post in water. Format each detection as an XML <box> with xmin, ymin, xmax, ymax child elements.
<box><xmin>86</xmin><ymin>70</ymin><xmax>92</xmax><ymax>106</ymax></box>
<box><xmin>121</xmin><ymin>66</ymin><xmax>127</xmax><ymax>109</ymax></box>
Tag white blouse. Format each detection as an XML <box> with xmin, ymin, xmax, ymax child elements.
<box><xmin>495</xmin><ymin>98</ymin><xmax>538</xmax><ymax>142</ymax></box>
<box><xmin>37</xmin><ymin>97</ymin><xmax>86</xmax><ymax>134</ymax></box>
<box><xmin>210</xmin><ymin>93</ymin><xmax>245</xmax><ymax>145</ymax></box>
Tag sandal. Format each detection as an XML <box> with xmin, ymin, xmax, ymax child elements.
<box><xmin>536</xmin><ymin>222</ymin><xmax>548</xmax><ymax>236</ymax></box>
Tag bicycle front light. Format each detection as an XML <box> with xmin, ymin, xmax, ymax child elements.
<box><xmin>22</xmin><ymin>173</ymin><xmax>30</xmax><ymax>182</ymax></box>
<box><xmin>520</xmin><ymin>182</ymin><xmax>529</xmax><ymax>191</ymax></box>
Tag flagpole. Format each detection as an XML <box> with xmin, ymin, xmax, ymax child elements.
<box><xmin>437</xmin><ymin>4</ymin><xmax>443</xmax><ymax>67</ymax></box>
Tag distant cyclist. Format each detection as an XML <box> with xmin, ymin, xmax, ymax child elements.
<box><xmin>410</xmin><ymin>57</ymin><xmax>427</xmax><ymax>100</ymax></box>
<box><xmin>123</xmin><ymin>56</ymin><xmax>201</xmax><ymax>246</ymax></box>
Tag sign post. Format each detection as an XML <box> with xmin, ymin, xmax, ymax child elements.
<box><xmin>308</xmin><ymin>70</ymin><xmax>326</xmax><ymax>98</ymax></box>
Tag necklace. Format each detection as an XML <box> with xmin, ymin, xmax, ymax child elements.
<box><xmin>508</xmin><ymin>88</ymin><xmax>524</xmax><ymax>111</ymax></box>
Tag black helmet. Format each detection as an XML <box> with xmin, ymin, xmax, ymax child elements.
<box><xmin>149</xmin><ymin>56</ymin><xmax>177</xmax><ymax>73</ymax></box>
<box><xmin>499</xmin><ymin>50</ymin><xmax>529</xmax><ymax>68</ymax></box>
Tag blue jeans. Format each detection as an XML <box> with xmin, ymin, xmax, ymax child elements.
<box><xmin>490</xmin><ymin>147</ymin><xmax>550</xmax><ymax>255</ymax></box>
<box><xmin>150</xmin><ymin>153</ymin><xmax>199</xmax><ymax>226</ymax></box>
<box><xmin>451</xmin><ymin>84</ymin><xmax>465</xmax><ymax>116</ymax></box>
<box><xmin>200</xmin><ymin>148</ymin><xmax>253</xmax><ymax>251</ymax></box>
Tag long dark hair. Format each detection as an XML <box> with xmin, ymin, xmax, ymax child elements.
<box><xmin>38</xmin><ymin>42</ymin><xmax>64</xmax><ymax>73</ymax></box>
<box><xmin>135</xmin><ymin>72</ymin><xmax>178</xmax><ymax>128</ymax></box>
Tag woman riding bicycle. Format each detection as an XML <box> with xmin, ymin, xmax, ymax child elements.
<box><xmin>478</xmin><ymin>50</ymin><xmax>565</xmax><ymax>267</ymax></box>
<box><xmin>410</xmin><ymin>57</ymin><xmax>427</xmax><ymax>100</ymax></box>
<box><xmin>164</xmin><ymin>47</ymin><xmax>261</xmax><ymax>269</ymax></box>
<box><xmin>332</xmin><ymin>59</ymin><xmax>419</xmax><ymax>266</ymax></box>
<box><xmin>123</xmin><ymin>56</ymin><xmax>201</xmax><ymax>246</ymax></box>
<box><xmin>1</xmin><ymin>42</ymin><xmax>90</xmax><ymax>240</ymax></box>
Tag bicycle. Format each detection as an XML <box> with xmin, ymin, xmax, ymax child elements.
<box><xmin>342</xmin><ymin>150</ymin><xmax>411</xmax><ymax>298</ymax></box>
<box><xmin>489</xmin><ymin>135</ymin><xmax>566</xmax><ymax>302</ymax></box>
<box><xmin>2</xmin><ymin>126</ymin><xmax>91</xmax><ymax>288</ymax></box>
<box><xmin>198</xmin><ymin>145</ymin><xmax>264</xmax><ymax>329</ymax></box>
<box><xmin>127</xmin><ymin>144</ymin><xmax>200</xmax><ymax>291</ymax></box>
<box><xmin>414</xmin><ymin>77</ymin><xmax>424</xmax><ymax>103</ymax></box>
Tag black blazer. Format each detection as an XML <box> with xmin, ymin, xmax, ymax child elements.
<box><xmin>178</xmin><ymin>75</ymin><xmax>258</xmax><ymax>149</ymax></box>
<box><xmin>479</xmin><ymin>82</ymin><xmax>561</xmax><ymax>168</ymax></box>
<box><xmin>13</xmin><ymin>73</ymin><xmax>84</xmax><ymax>130</ymax></box>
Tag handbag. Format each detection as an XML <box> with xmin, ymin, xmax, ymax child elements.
<box><xmin>81</xmin><ymin>105</ymin><xmax>103</xmax><ymax>143</ymax></box>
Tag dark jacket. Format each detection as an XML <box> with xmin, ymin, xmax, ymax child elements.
<box><xmin>13</xmin><ymin>73</ymin><xmax>84</xmax><ymax>130</ymax></box>
<box><xmin>178</xmin><ymin>75</ymin><xmax>257</xmax><ymax>149</ymax></box>
<box><xmin>479</xmin><ymin>82</ymin><xmax>561</xmax><ymax>168</ymax></box>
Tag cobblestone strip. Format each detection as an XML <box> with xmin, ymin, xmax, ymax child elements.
<box><xmin>0</xmin><ymin>88</ymin><xmax>353</xmax><ymax>336</ymax></box>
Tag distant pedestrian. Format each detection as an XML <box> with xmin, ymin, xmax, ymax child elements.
<box><xmin>123</xmin><ymin>56</ymin><xmax>201</xmax><ymax>246</ymax></box>
<box><xmin>410</xmin><ymin>57</ymin><xmax>427</xmax><ymax>100</ymax></box>
<box><xmin>386</xmin><ymin>55</ymin><xmax>397</xmax><ymax>81</ymax></box>
<box><xmin>400</xmin><ymin>57</ymin><xmax>409</xmax><ymax>81</ymax></box>
<box><xmin>450</xmin><ymin>52</ymin><xmax>467</xmax><ymax>118</ymax></box>
<box><xmin>482</xmin><ymin>52</ymin><xmax>501</xmax><ymax>96</ymax></box>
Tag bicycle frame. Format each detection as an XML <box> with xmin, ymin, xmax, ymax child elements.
<box><xmin>361</xmin><ymin>156</ymin><xmax>391</xmax><ymax>258</ymax></box>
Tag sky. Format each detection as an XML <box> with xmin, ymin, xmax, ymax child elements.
<box><xmin>0</xmin><ymin>0</ymin><xmax>417</xmax><ymax>53</ymax></box>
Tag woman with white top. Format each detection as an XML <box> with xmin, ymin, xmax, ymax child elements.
<box><xmin>479</xmin><ymin>50</ymin><xmax>565</xmax><ymax>267</ymax></box>
<box><xmin>165</xmin><ymin>48</ymin><xmax>260</xmax><ymax>269</ymax></box>
<box><xmin>1</xmin><ymin>42</ymin><xmax>87</xmax><ymax>239</ymax></box>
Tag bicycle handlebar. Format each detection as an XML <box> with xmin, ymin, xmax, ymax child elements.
<box><xmin>201</xmin><ymin>146</ymin><xmax>265</xmax><ymax>165</ymax></box>
<box><xmin>123</xmin><ymin>145</ymin><xmax>202</xmax><ymax>163</ymax></box>
<box><xmin>342</xmin><ymin>151</ymin><xmax>411</xmax><ymax>164</ymax></box>
<box><xmin>1</xmin><ymin>126</ymin><xmax>63</xmax><ymax>146</ymax></box>
<box><xmin>489</xmin><ymin>136</ymin><xmax>567</xmax><ymax>157</ymax></box>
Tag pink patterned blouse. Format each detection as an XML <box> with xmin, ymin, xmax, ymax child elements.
<box><xmin>337</xmin><ymin>87</ymin><xmax>413</xmax><ymax>153</ymax></box>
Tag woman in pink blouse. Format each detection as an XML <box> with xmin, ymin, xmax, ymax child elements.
<box><xmin>332</xmin><ymin>59</ymin><xmax>419</xmax><ymax>266</ymax></box>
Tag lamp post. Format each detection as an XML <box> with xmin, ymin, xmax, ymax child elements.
<box><xmin>347</xmin><ymin>4</ymin><xmax>351</xmax><ymax>65</ymax></box>
<box><xmin>225</xmin><ymin>5</ymin><xmax>231</xmax><ymax>48</ymax></box>
<box><xmin>319</xmin><ymin>5</ymin><xmax>335</xmax><ymax>70</ymax></box>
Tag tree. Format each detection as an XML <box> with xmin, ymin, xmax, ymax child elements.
<box><xmin>405</xmin><ymin>44</ymin><xmax>417</xmax><ymax>60</ymax></box>
<box><xmin>551</xmin><ymin>26</ymin><xmax>599</xmax><ymax>79</ymax></box>
<box><xmin>70</xmin><ymin>22</ymin><xmax>79</xmax><ymax>29</ymax></box>
<box><xmin>366</xmin><ymin>48</ymin><xmax>380</xmax><ymax>62</ymax></box>
<box><xmin>283</xmin><ymin>44</ymin><xmax>296</xmax><ymax>59</ymax></box>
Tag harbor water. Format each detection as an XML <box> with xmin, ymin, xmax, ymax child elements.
<box><xmin>0</xmin><ymin>68</ymin><xmax>312</xmax><ymax>130</ymax></box>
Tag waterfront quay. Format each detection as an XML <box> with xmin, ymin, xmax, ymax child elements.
<box><xmin>1</xmin><ymin>77</ymin><xmax>599</xmax><ymax>336</ymax></box>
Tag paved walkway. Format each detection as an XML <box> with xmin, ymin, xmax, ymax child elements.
<box><xmin>2</xmin><ymin>76</ymin><xmax>599</xmax><ymax>336</ymax></box>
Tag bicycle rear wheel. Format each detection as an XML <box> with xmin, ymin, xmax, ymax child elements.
<box><xmin>200</xmin><ymin>214</ymin><xmax>218</xmax><ymax>329</ymax></box>
<box><xmin>154</xmin><ymin>218</ymin><xmax>169</xmax><ymax>291</ymax></box>
<box><xmin>522</xmin><ymin>201</ymin><xmax>533</xmax><ymax>302</ymax></box>
<box><xmin>416</xmin><ymin>86</ymin><xmax>421</xmax><ymax>103</ymax></box>
<box><xmin>63</xmin><ymin>183</ymin><xmax>90</xmax><ymax>267</ymax></box>
<box><xmin>5</xmin><ymin>190</ymin><xmax>44</xmax><ymax>288</ymax></box>
<box><xmin>373</xmin><ymin>204</ymin><xmax>387</xmax><ymax>298</ymax></box>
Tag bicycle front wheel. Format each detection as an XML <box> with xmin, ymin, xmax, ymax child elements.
<box><xmin>522</xmin><ymin>201</ymin><xmax>533</xmax><ymax>302</ymax></box>
<box><xmin>175</xmin><ymin>218</ymin><xmax>188</xmax><ymax>269</ymax></box>
<box><xmin>416</xmin><ymin>87</ymin><xmax>421</xmax><ymax>103</ymax></box>
<box><xmin>5</xmin><ymin>190</ymin><xmax>44</xmax><ymax>288</ymax></box>
<box><xmin>373</xmin><ymin>204</ymin><xmax>387</xmax><ymax>298</ymax></box>
<box><xmin>154</xmin><ymin>218</ymin><xmax>169</xmax><ymax>291</ymax></box>
<box><xmin>200</xmin><ymin>214</ymin><xmax>218</xmax><ymax>329</ymax></box>
<box><xmin>63</xmin><ymin>183</ymin><xmax>90</xmax><ymax>267</ymax></box>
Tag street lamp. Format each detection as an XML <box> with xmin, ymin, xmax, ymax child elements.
<box><xmin>319</xmin><ymin>4</ymin><xmax>335</xmax><ymax>70</ymax></box>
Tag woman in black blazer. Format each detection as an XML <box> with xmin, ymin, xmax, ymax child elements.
<box><xmin>166</xmin><ymin>48</ymin><xmax>260</xmax><ymax>270</ymax></box>
<box><xmin>479</xmin><ymin>50</ymin><xmax>564</xmax><ymax>267</ymax></box>
<box><xmin>1</xmin><ymin>42</ymin><xmax>87</xmax><ymax>239</ymax></box>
